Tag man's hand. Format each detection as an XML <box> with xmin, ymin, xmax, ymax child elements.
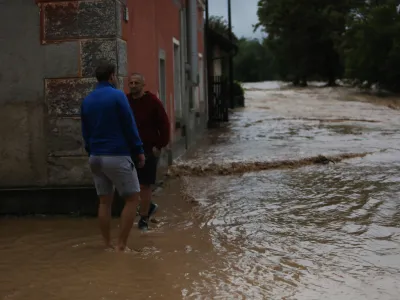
<box><xmin>137</xmin><ymin>153</ymin><xmax>145</xmax><ymax>168</ymax></box>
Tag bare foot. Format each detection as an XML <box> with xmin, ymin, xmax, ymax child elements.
<box><xmin>116</xmin><ymin>244</ymin><xmax>132</xmax><ymax>253</ymax></box>
<box><xmin>104</xmin><ymin>244</ymin><xmax>116</xmax><ymax>252</ymax></box>
<box><xmin>116</xmin><ymin>244</ymin><xmax>125</xmax><ymax>252</ymax></box>
<box><xmin>116</xmin><ymin>245</ymin><xmax>142</xmax><ymax>253</ymax></box>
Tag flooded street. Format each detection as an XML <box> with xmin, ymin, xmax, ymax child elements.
<box><xmin>1</xmin><ymin>82</ymin><xmax>400</xmax><ymax>299</ymax></box>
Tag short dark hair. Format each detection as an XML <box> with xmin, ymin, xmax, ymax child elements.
<box><xmin>95</xmin><ymin>62</ymin><xmax>116</xmax><ymax>82</ymax></box>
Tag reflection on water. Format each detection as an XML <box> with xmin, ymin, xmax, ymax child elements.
<box><xmin>1</xmin><ymin>82</ymin><xmax>400</xmax><ymax>299</ymax></box>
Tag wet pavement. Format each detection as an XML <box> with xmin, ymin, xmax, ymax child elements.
<box><xmin>1</xmin><ymin>82</ymin><xmax>400</xmax><ymax>299</ymax></box>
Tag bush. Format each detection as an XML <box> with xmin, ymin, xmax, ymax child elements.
<box><xmin>233</xmin><ymin>80</ymin><xmax>244</xmax><ymax>97</ymax></box>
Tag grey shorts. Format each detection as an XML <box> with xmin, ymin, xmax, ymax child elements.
<box><xmin>88</xmin><ymin>155</ymin><xmax>140</xmax><ymax>197</ymax></box>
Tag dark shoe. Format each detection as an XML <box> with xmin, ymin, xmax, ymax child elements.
<box><xmin>148</xmin><ymin>202</ymin><xmax>158</xmax><ymax>218</ymax></box>
<box><xmin>138</xmin><ymin>217</ymin><xmax>149</xmax><ymax>232</ymax></box>
<box><xmin>136</xmin><ymin>202</ymin><xmax>158</xmax><ymax>217</ymax></box>
<box><xmin>137</xmin><ymin>202</ymin><xmax>158</xmax><ymax>231</ymax></box>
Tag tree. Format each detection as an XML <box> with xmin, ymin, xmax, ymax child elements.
<box><xmin>208</xmin><ymin>16</ymin><xmax>277</xmax><ymax>82</ymax></box>
<box><xmin>344</xmin><ymin>0</ymin><xmax>400</xmax><ymax>91</ymax></box>
<box><xmin>208</xmin><ymin>15</ymin><xmax>239</xmax><ymax>42</ymax></box>
<box><xmin>255</xmin><ymin>0</ymin><xmax>352</xmax><ymax>86</ymax></box>
<box><xmin>234</xmin><ymin>38</ymin><xmax>277</xmax><ymax>82</ymax></box>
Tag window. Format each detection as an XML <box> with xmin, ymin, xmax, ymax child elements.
<box><xmin>159</xmin><ymin>49</ymin><xmax>166</xmax><ymax>107</ymax></box>
<box><xmin>173</xmin><ymin>39</ymin><xmax>182</xmax><ymax>118</ymax></box>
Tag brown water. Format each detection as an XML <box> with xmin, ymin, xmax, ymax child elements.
<box><xmin>1</xmin><ymin>82</ymin><xmax>400</xmax><ymax>300</ymax></box>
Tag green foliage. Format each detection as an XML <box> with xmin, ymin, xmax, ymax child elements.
<box><xmin>234</xmin><ymin>38</ymin><xmax>278</xmax><ymax>82</ymax></box>
<box><xmin>233</xmin><ymin>80</ymin><xmax>244</xmax><ymax>96</ymax></box>
<box><xmin>208</xmin><ymin>15</ymin><xmax>275</xmax><ymax>82</ymax></box>
<box><xmin>344</xmin><ymin>1</ymin><xmax>400</xmax><ymax>91</ymax></box>
<box><xmin>255</xmin><ymin>0</ymin><xmax>350</xmax><ymax>85</ymax></box>
<box><xmin>251</xmin><ymin>0</ymin><xmax>400</xmax><ymax>91</ymax></box>
<box><xmin>208</xmin><ymin>15</ymin><xmax>239</xmax><ymax>42</ymax></box>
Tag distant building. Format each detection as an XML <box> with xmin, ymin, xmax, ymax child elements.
<box><xmin>205</xmin><ymin>20</ymin><xmax>238</xmax><ymax>124</ymax></box>
<box><xmin>0</xmin><ymin>0</ymin><xmax>207</xmax><ymax>189</ymax></box>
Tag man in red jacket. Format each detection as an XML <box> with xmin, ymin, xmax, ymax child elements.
<box><xmin>127</xmin><ymin>73</ymin><xmax>171</xmax><ymax>231</ymax></box>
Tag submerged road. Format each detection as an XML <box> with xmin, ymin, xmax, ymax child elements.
<box><xmin>1</xmin><ymin>82</ymin><xmax>400</xmax><ymax>299</ymax></box>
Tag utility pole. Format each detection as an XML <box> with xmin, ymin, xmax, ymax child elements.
<box><xmin>225</xmin><ymin>0</ymin><xmax>233</xmax><ymax>121</ymax></box>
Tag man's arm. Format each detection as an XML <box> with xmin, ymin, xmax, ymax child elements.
<box><xmin>116</xmin><ymin>92</ymin><xmax>144</xmax><ymax>155</ymax></box>
<box><xmin>152</xmin><ymin>95</ymin><xmax>171</xmax><ymax>149</ymax></box>
<box><xmin>80</xmin><ymin>103</ymin><xmax>90</xmax><ymax>155</ymax></box>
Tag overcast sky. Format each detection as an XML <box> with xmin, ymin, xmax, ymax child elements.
<box><xmin>208</xmin><ymin>0</ymin><xmax>264</xmax><ymax>39</ymax></box>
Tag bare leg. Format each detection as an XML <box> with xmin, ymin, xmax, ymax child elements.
<box><xmin>118</xmin><ymin>192</ymin><xmax>140</xmax><ymax>251</ymax></box>
<box><xmin>139</xmin><ymin>184</ymin><xmax>152</xmax><ymax>217</ymax></box>
<box><xmin>98</xmin><ymin>194</ymin><xmax>114</xmax><ymax>248</ymax></box>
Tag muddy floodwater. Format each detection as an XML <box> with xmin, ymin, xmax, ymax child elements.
<box><xmin>1</xmin><ymin>82</ymin><xmax>400</xmax><ymax>300</ymax></box>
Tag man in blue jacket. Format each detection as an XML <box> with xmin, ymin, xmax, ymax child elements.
<box><xmin>81</xmin><ymin>62</ymin><xmax>145</xmax><ymax>252</ymax></box>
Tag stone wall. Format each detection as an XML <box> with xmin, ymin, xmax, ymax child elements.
<box><xmin>43</xmin><ymin>0</ymin><xmax>128</xmax><ymax>186</ymax></box>
<box><xmin>0</xmin><ymin>0</ymin><xmax>128</xmax><ymax>187</ymax></box>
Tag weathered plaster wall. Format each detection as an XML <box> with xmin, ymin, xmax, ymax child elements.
<box><xmin>0</xmin><ymin>0</ymin><xmax>48</xmax><ymax>187</ymax></box>
<box><xmin>0</xmin><ymin>0</ymin><xmax>128</xmax><ymax>187</ymax></box>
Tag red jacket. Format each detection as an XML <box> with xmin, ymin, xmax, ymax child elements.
<box><xmin>127</xmin><ymin>91</ymin><xmax>170</xmax><ymax>152</ymax></box>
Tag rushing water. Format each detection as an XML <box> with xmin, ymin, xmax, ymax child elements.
<box><xmin>1</xmin><ymin>82</ymin><xmax>400</xmax><ymax>299</ymax></box>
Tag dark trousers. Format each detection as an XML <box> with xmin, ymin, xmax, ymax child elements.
<box><xmin>133</xmin><ymin>152</ymin><xmax>159</xmax><ymax>186</ymax></box>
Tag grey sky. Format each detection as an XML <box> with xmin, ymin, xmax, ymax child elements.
<box><xmin>208</xmin><ymin>0</ymin><xmax>264</xmax><ymax>39</ymax></box>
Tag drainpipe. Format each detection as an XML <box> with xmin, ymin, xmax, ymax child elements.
<box><xmin>188</xmin><ymin>0</ymin><xmax>199</xmax><ymax>85</ymax></box>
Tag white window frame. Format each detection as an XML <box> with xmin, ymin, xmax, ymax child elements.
<box><xmin>172</xmin><ymin>37</ymin><xmax>182</xmax><ymax>119</ymax></box>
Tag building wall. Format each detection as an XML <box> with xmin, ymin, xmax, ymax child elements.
<box><xmin>125</xmin><ymin>0</ymin><xmax>181</xmax><ymax>135</ymax></box>
<box><xmin>0</xmin><ymin>0</ymin><xmax>128</xmax><ymax>188</ymax></box>
<box><xmin>185</xmin><ymin>0</ymin><xmax>207</xmax><ymax>148</ymax></box>
<box><xmin>0</xmin><ymin>0</ymin><xmax>48</xmax><ymax>187</ymax></box>
<box><xmin>126</xmin><ymin>0</ymin><xmax>207</xmax><ymax>158</ymax></box>
<box><xmin>0</xmin><ymin>0</ymin><xmax>206</xmax><ymax>189</ymax></box>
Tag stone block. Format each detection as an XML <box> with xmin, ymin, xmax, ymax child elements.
<box><xmin>48</xmin><ymin>117</ymin><xmax>85</xmax><ymax>156</ymax></box>
<box><xmin>117</xmin><ymin>39</ymin><xmax>128</xmax><ymax>76</ymax></box>
<box><xmin>44</xmin><ymin>41</ymin><xmax>80</xmax><ymax>78</ymax></box>
<box><xmin>43</xmin><ymin>2</ymin><xmax>79</xmax><ymax>40</ymax></box>
<box><xmin>0</xmin><ymin>103</ymin><xmax>47</xmax><ymax>187</ymax></box>
<box><xmin>45</xmin><ymin>78</ymin><xmax>97</xmax><ymax>116</ymax></box>
<box><xmin>81</xmin><ymin>39</ymin><xmax>117</xmax><ymax>77</ymax></box>
<box><xmin>1</xmin><ymin>0</ymin><xmax>46</xmax><ymax>104</ymax></box>
<box><xmin>43</xmin><ymin>0</ymin><xmax>118</xmax><ymax>41</ymax></box>
<box><xmin>78</xmin><ymin>0</ymin><xmax>116</xmax><ymax>38</ymax></box>
<box><xmin>47</xmin><ymin>157</ymin><xmax>92</xmax><ymax>185</ymax></box>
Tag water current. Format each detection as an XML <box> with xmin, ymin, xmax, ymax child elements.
<box><xmin>1</xmin><ymin>82</ymin><xmax>399</xmax><ymax>299</ymax></box>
